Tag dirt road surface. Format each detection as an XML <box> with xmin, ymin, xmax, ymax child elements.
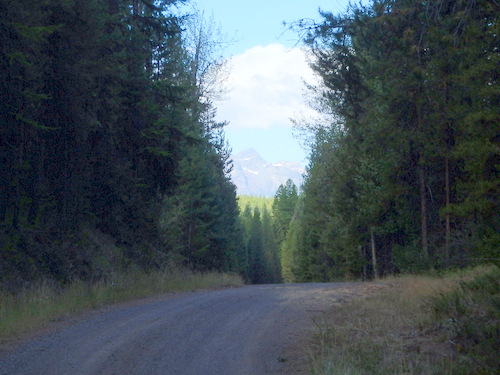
<box><xmin>0</xmin><ymin>283</ymin><xmax>382</xmax><ymax>375</ymax></box>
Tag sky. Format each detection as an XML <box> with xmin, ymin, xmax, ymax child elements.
<box><xmin>184</xmin><ymin>0</ymin><xmax>355</xmax><ymax>164</ymax></box>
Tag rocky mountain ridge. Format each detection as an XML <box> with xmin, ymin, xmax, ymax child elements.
<box><xmin>230</xmin><ymin>148</ymin><xmax>304</xmax><ymax>197</ymax></box>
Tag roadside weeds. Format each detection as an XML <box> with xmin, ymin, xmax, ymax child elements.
<box><xmin>309</xmin><ymin>265</ymin><xmax>500</xmax><ymax>375</ymax></box>
<box><xmin>0</xmin><ymin>269</ymin><xmax>243</xmax><ymax>348</ymax></box>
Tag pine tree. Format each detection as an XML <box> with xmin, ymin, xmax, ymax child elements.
<box><xmin>292</xmin><ymin>0</ymin><xmax>499</xmax><ymax>281</ymax></box>
<box><xmin>247</xmin><ymin>208</ymin><xmax>265</xmax><ymax>284</ymax></box>
<box><xmin>272</xmin><ymin>179</ymin><xmax>299</xmax><ymax>246</ymax></box>
<box><xmin>0</xmin><ymin>0</ymin><xmax>246</xmax><ymax>286</ymax></box>
<box><xmin>261</xmin><ymin>206</ymin><xmax>282</xmax><ymax>283</ymax></box>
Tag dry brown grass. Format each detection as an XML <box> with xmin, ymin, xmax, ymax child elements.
<box><xmin>310</xmin><ymin>266</ymin><xmax>498</xmax><ymax>375</ymax></box>
<box><xmin>0</xmin><ymin>268</ymin><xmax>243</xmax><ymax>347</ymax></box>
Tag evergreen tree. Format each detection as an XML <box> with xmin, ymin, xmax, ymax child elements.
<box><xmin>291</xmin><ymin>0</ymin><xmax>499</xmax><ymax>281</ymax></box>
<box><xmin>0</xmin><ymin>0</ymin><xmax>245</xmax><ymax>286</ymax></box>
<box><xmin>247</xmin><ymin>208</ymin><xmax>265</xmax><ymax>284</ymax></box>
<box><xmin>272</xmin><ymin>179</ymin><xmax>299</xmax><ymax>246</ymax></box>
<box><xmin>261</xmin><ymin>206</ymin><xmax>282</xmax><ymax>283</ymax></box>
<box><xmin>280</xmin><ymin>198</ymin><xmax>303</xmax><ymax>283</ymax></box>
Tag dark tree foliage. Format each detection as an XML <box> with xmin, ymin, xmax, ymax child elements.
<box><xmin>0</xmin><ymin>0</ymin><xmax>244</xmax><ymax>288</ymax></box>
<box><xmin>290</xmin><ymin>0</ymin><xmax>499</xmax><ymax>281</ymax></box>
<box><xmin>247</xmin><ymin>207</ymin><xmax>266</xmax><ymax>284</ymax></box>
<box><xmin>272</xmin><ymin>179</ymin><xmax>299</xmax><ymax>246</ymax></box>
<box><xmin>238</xmin><ymin>202</ymin><xmax>283</xmax><ymax>284</ymax></box>
<box><xmin>261</xmin><ymin>206</ymin><xmax>282</xmax><ymax>283</ymax></box>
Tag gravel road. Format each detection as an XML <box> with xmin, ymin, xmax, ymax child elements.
<box><xmin>0</xmin><ymin>283</ymin><xmax>380</xmax><ymax>375</ymax></box>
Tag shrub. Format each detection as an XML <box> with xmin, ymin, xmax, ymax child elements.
<box><xmin>431</xmin><ymin>266</ymin><xmax>500</xmax><ymax>374</ymax></box>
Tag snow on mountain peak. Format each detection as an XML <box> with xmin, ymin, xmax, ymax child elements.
<box><xmin>230</xmin><ymin>149</ymin><xmax>304</xmax><ymax>197</ymax></box>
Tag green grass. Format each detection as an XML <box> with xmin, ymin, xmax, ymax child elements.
<box><xmin>0</xmin><ymin>268</ymin><xmax>243</xmax><ymax>346</ymax></box>
<box><xmin>309</xmin><ymin>265</ymin><xmax>500</xmax><ymax>375</ymax></box>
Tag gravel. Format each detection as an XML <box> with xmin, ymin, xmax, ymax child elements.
<box><xmin>0</xmin><ymin>283</ymin><xmax>372</xmax><ymax>375</ymax></box>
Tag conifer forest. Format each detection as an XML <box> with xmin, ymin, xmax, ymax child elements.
<box><xmin>1</xmin><ymin>0</ymin><xmax>498</xmax><ymax>289</ymax></box>
<box><xmin>286</xmin><ymin>0</ymin><xmax>499</xmax><ymax>281</ymax></box>
<box><xmin>1</xmin><ymin>0</ymin><xmax>247</xmax><ymax>287</ymax></box>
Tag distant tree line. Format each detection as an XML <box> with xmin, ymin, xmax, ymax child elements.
<box><xmin>280</xmin><ymin>0</ymin><xmax>499</xmax><ymax>281</ymax></box>
<box><xmin>0</xmin><ymin>0</ymin><xmax>246</xmax><ymax>288</ymax></box>
<box><xmin>3</xmin><ymin>0</ymin><xmax>497</xmax><ymax>289</ymax></box>
<box><xmin>235</xmin><ymin>180</ymin><xmax>298</xmax><ymax>284</ymax></box>
<box><xmin>238</xmin><ymin>0</ymin><xmax>498</xmax><ymax>284</ymax></box>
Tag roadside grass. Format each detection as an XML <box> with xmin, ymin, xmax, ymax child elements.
<box><xmin>310</xmin><ymin>265</ymin><xmax>500</xmax><ymax>375</ymax></box>
<box><xmin>0</xmin><ymin>268</ymin><xmax>243</xmax><ymax>346</ymax></box>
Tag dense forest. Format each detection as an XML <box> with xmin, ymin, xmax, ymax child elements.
<box><xmin>280</xmin><ymin>0</ymin><xmax>499</xmax><ymax>281</ymax></box>
<box><xmin>0</xmin><ymin>0</ymin><xmax>249</xmax><ymax>289</ymax></box>
<box><xmin>241</xmin><ymin>0</ymin><xmax>499</xmax><ymax>284</ymax></box>
<box><xmin>236</xmin><ymin>181</ymin><xmax>298</xmax><ymax>284</ymax></box>
<box><xmin>1</xmin><ymin>0</ymin><xmax>498</xmax><ymax>290</ymax></box>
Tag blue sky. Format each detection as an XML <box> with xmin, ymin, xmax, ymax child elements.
<box><xmin>185</xmin><ymin>0</ymin><xmax>355</xmax><ymax>164</ymax></box>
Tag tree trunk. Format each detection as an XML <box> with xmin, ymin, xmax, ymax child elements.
<box><xmin>13</xmin><ymin>123</ymin><xmax>26</xmax><ymax>229</ymax></box>
<box><xmin>0</xmin><ymin>184</ymin><xmax>7</xmax><ymax>223</ymax></box>
<box><xmin>28</xmin><ymin>138</ymin><xmax>45</xmax><ymax>225</ymax></box>
<box><xmin>445</xmin><ymin>156</ymin><xmax>451</xmax><ymax>260</ymax></box>
<box><xmin>359</xmin><ymin>246</ymin><xmax>367</xmax><ymax>282</ymax></box>
<box><xmin>108</xmin><ymin>0</ymin><xmax>119</xmax><ymax>15</ymax></box>
<box><xmin>419</xmin><ymin>165</ymin><xmax>429</xmax><ymax>258</ymax></box>
<box><xmin>370</xmin><ymin>226</ymin><xmax>379</xmax><ymax>280</ymax></box>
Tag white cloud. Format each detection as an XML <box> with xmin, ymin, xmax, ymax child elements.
<box><xmin>215</xmin><ymin>44</ymin><xmax>320</xmax><ymax>129</ymax></box>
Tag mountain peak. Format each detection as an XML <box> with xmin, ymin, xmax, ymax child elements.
<box><xmin>234</xmin><ymin>148</ymin><xmax>263</xmax><ymax>161</ymax></box>
<box><xmin>230</xmin><ymin>149</ymin><xmax>304</xmax><ymax>197</ymax></box>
